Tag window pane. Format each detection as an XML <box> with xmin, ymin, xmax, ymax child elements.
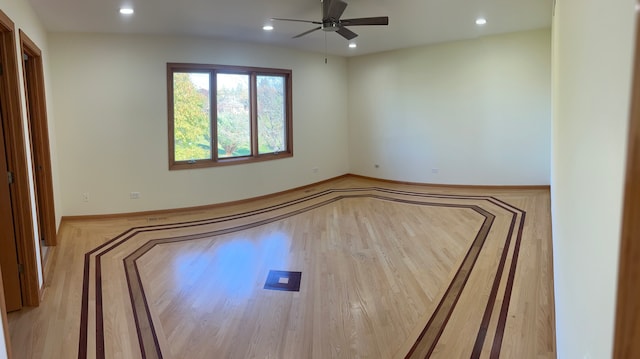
<box><xmin>173</xmin><ymin>72</ymin><xmax>212</xmax><ymax>161</ymax></box>
<box><xmin>217</xmin><ymin>73</ymin><xmax>251</xmax><ymax>158</ymax></box>
<box><xmin>257</xmin><ymin>75</ymin><xmax>286</xmax><ymax>154</ymax></box>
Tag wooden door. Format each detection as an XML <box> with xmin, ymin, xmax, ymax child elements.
<box><xmin>0</xmin><ymin>91</ymin><xmax>22</xmax><ymax>312</ymax></box>
<box><xmin>20</xmin><ymin>32</ymin><xmax>56</xmax><ymax>248</ymax></box>
<box><xmin>0</xmin><ymin>9</ymin><xmax>39</xmax><ymax>309</ymax></box>
<box><xmin>21</xmin><ymin>53</ymin><xmax>42</xmax><ymax>245</ymax></box>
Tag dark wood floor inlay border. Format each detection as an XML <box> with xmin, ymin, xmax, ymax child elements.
<box><xmin>77</xmin><ymin>187</ymin><xmax>526</xmax><ymax>359</ymax></box>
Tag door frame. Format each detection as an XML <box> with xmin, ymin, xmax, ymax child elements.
<box><xmin>19</xmin><ymin>30</ymin><xmax>56</xmax><ymax>248</ymax></box>
<box><xmin>0</xmin><ymin>10</ymin><xmax>40</xmax><ymax>307</ymax></box>
<box><xmin>613</xmin><ymin>0</ymin><xmax>640</xmax><ymax>357</ymax></box>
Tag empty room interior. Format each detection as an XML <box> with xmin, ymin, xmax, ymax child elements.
<box><xmin>1</xmin><ymin>0</ymin><xmax>639</xmax><ymax>358</ymax></box>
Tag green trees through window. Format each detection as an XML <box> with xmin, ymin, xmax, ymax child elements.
<box><xmin>168</xmin><ymin>63</ymin><xmax>292</xmax><ymax>170</ymax></box>
<box><xmin>173</xmin><ymin>72</ymin><xmax>211</xmax><ymax>161</ymax></box>
<box><xmin>217</xmin><ymin>73</ymin><xmax>250</xmax><ymax>158</ymax></box>
<box><xmin>257</xmin><ymin>75</ymin><xmax>286</xmax><ymax>154</ymax></box>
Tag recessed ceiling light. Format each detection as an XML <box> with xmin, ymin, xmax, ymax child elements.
<box><xmin>263</xmin><ymin>25</ymin><xmax>274</xmax><ymax>31</ymax></box>
<box><xmin>475</xmin><ymin>18</ymin><xmax>487</xmax><ymax>25</ymax></box>
<box><xmin>119</xmin><ymin>8</ymin><xmax>134</xmax><ymax>15</ymax></box>
<box><xmin>348</xmin><ymin>43</ymin><xmax>357</xmax><ymax>48</ymax></box>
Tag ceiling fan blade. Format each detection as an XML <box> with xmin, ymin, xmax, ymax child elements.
<box><xmin>322</xmin><ymin>0</ymin><xmax>331</xmax><ymax>19</ymax></box>
<box><xmin>340</xmin><ymin>17</ymin><xmax>389</xmax><ymax>26</ymax></box>
<box><xmin>293</xmin><ymin>26</ymin><xmax>322</xmax><ymax>38</ymax></box>
<box><xmin>336</xmin><ymin>26</ymin><xmax>358</xmax><ymax>40</ymax></box>
<box><xmin>326</xmin><ymin>0</ymin><xmax>348</xmax><ymax>20</ymax></box>
<box><xmin>271</xmin><ymin>18</ymin><xmax>322</xmax><ymax>24</ymax></box>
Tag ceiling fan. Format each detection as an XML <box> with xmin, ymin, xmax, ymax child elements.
<box><xmin>272</xmin><ymin>0</ymin><xmax>389</xmax><ymax>40</ymax></box>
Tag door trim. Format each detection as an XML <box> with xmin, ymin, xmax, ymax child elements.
<box><xmin>613</xmin><ymin>1</ymin><xmax>640</xmax><ymax>357</ymax></box>
<box><xmin>0</xmin><ymin>10</ymin><xmax>39</xmax><ymax>307</ymax></box>
<box><xmin>19</xmin><ymin>30</ymin><xmax>56</xmax><ymax>247</ymax></box>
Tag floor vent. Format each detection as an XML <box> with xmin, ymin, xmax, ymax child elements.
<box><xmin>264</xmin><ymin>270</ymin><xmax>302</xmax><ymax>292</ymax></box>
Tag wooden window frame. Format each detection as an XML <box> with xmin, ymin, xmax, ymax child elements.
<box><xmin>167</xmin><ymin>63</ymin><xmax>293</xmax><ymax>170</ymax></box>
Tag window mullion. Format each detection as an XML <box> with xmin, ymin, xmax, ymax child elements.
<box><xmin>250</xmin><ymin>72</ymin><xmax>259</xmax><ymax>157</ymax></box>
<box><xmin>212</xmin><ymin>70</ymin><xmax>218</xmax><ymax>162</ymax></box>
<box><xmin>287</xmin><ymin>74</ymin><xmax>292</xmax><ymax>153</ymax></box>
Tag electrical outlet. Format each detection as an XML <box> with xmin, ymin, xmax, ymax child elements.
<box><xmin>82</xmin><ymin>192</ymin><xmax>89</xmax><ymax>202</ymax></box>
<box><xmin>130</xmin><ymin>192</ymin><xmax>141</xmax><ymax>199</ymax></box>
<box><xmin>432</xmin><ymin>168</ymin><xmax>439</xmax><ymax>174</ymax></box>
<box><xmin>312</xmin><ymin>167</ymin><xmax>319</xmax><ymax>173</ymax></box>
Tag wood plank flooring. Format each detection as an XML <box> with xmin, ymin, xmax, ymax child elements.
<box><xmin>7</xmin><ymin>176</ymin><xmax>556</xmax><ymax>358</ymax></box>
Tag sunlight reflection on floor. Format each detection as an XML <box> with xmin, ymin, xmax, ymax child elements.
<box><xmin>173</xmin><ymin>231</ymin><xmax>292</xmax><ymax>299</ymax></box>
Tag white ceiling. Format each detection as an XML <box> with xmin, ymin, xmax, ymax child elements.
<box><xmin>27</xmin><ymin>0</ymin><xmax>553</xmax><ymax>57</ymax></box>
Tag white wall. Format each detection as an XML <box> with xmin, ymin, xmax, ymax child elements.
<box><xmin>551</xmin><ymin>0</ymin><xmax>635</xmax><ymax>358</ymax></box>
<box><xmin>49</xmin><ymin>33</ymin><xmax>350</xmax><ymax>215</ymax></box>
<box><xmin>347</xmin><ymin>29</ymin><xmax>551</xmax><ymax>185</ymax></box>
<box><xmin>0</xmin><ymin>330</ymin><xmax>7</xmax><ymax>359</ymax></box>
<box><xmin>0</xmin><ymin>298</ymin><xmax>6</xmax><ymax>359</ymax></box>
<box><xmin>0</xmin><ymin>319</ymin><xmax>6</xmax><ymax>359</ymax></box>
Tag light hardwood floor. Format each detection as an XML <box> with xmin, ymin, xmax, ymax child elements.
<box><xmin>7</xmin><ymin>175</ymin><xmax>556</xmax><ymax>358</ymax></box>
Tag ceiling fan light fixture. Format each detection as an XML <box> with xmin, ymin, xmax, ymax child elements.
<box><xmin>263</xmin><ymin>25</ymin><xmax>274</xmax><ymax>31</ymax></box>
<box><xmin>119</xmin><ymin>7</ymin><xmax>134</xmax><ymax>15</ymax></box>
<box><xmin>348</xmin><ymin>43</ymin><xmax>357</xmax><ymax>48</ymax></box>
<box><xmin>475</xmin><ymin>18</ymin><xmax>487</xmax><ymax>25</ymax></box>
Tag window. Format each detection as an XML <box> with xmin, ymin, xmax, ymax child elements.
<box><xmin>167</xmin><ymin>63</ymin><xmax>292</xmax><ymax>169</ymax></box>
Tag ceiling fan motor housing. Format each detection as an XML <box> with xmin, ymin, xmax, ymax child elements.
<box><xmin>322</xmin><ymin>21</ymin><xmax>340</xmax><ymax>32</ymax></box>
